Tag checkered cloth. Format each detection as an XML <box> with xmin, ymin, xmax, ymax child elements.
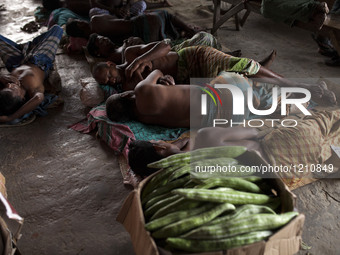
<box><xmin>69</xmin><ymin>104</ymin><xmax>188</xmax><ymax>158</ymax></box>
<box><xmin>262</xmin><ymin>109</ymin><xmax>340</xmax><ymax>184</ymax></box>
<box><xmin>0</xmin><ymin>25</ymin><xmax>63</xmax><ymax>75</ymax></box>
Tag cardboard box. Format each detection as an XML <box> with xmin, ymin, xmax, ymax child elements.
<box><xmin>0</xmin><ymin>172</ymin><xmax>23</xmax><ymax>255</ymax></box>
<box><xmin>0</xmin><ymin>172</ymin><xmax>7</xmax><ymax>199</ymax></box>
<box><xmin>117</xmin><ymin>151</ymin><xmax>305</xmax><ymax>255</ymax></box>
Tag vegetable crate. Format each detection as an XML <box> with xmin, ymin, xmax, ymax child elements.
<box><xmin>117</xmin><ymin>150</ymin><xmax>305</xmax><ymax>255</ymax></box>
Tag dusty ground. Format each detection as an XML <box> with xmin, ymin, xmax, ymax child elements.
<box><xmin>0</xmin><ymin>0</ymin><xmax>339</xmax><ymax>254</ymax></box>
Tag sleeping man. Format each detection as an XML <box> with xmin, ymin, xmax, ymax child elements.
<box><xmin>94</xmin><ymin>44</ymin><xmax>336</xmax><ymax>105</ymax></box>
<box><xmin>86</xmin><ymin>31</ymin><xmax>224</xmax><ymax>65</ymax></box>
<box><xmin>105</xmin><ymin>69</ymin><xmax>205</xmax><ymax>128</ymax></box>
<box><xmin>106</xmin><ymin>69</ymin><xmax>339</xmax><ymax>181</ymax></box>
<box><xmin>128</xmin><ymin>109</ymin><xmax>340</xmax><ymax>179</ymax></box>
<box><xmin>0</xmin><ymin>25</ymin><xmax>63</xmax><ymax>123</ymax></box>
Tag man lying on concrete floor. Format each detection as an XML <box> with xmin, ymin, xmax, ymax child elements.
<box><xmin>94</xmin><ymin>44</ymin><xmax>336</xmax><ymax>104</ymax></box>
<box><xmin>105</xmin><ymin>69</ymin><xmax>206</xmax><ymax>128</ymax></box>
<box><xmin>105</xmin><ymin>69</ymin><xmax>283</xmax><ymax>128</ymax></box>
<box><xmin>127</xmin><ymin>108</ymin><xmax>340</xmax><ymax>178</ymax></box>
<box><xmin>65</xmin><ymin>10</ymin><xmax>202</xmax><ymax>44</ymax></box>
<box><xmin>89</xmin><ymin>0</ymin><xmax>173</xmax><ymax>19</ymax></box>
<box><xmin>86</xmin><ymin>31</ymin><xmax>226</xmax><ymax>65</ymax></box>
<box><xmin>0</xmin><ymin>25</ymin><xmax>63</xmax><ymax>123</ymax></box>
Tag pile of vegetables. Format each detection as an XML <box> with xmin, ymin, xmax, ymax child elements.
<box><xmin>141</xmin><ymin>146</ymin><xmax>298</xmax><ymax>253</ymax></box>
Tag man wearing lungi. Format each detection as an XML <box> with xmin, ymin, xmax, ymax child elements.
<box><xmin>0</xmin><ymin>25</ymin><xmax>63</xmax><ymax>123</ymax></box>
<box><xmin>94</xmin><ymin>44</ymin><xmax>336</xmax><ymax>105</ymax></box>
<box><xmin>105</xmin><ymin>69</ymin><xmax>235</xmax><ymax>127</ymax></box>
<box><xmin>86</xmin><ymin>31</ymin><xmax>223</xmax><ymax>65</ymax></box>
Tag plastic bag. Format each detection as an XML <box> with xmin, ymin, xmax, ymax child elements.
<box><xmin>80</xmin><ymin>77</ymin><xmax>105</xmax><ymax>107</ymax></box>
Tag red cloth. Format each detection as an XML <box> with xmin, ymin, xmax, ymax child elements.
<box><xmin>69</xmin><ymin>104</ymin><xmax>135</xmax><ymax>159</ymax></box>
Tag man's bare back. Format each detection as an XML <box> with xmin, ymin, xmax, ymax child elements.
<box><xmin>132</xmin><ymin>70</ymin><xmax>203</xmax><ymax>127</ymax></box>
<box><xmin>106</xmin><ymin>70</ymin><xmax>237</xmax><ymax>128</ymax></box>
<box><xmin>135</xmin><ymin>83</ymin><xmax>194</xmax><ymax>127</ymax></box>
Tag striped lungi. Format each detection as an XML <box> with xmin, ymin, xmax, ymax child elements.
<box><xmin>176</xmin><ymin>46</ymin><xmax>261</xmax><ymax>84</ymax></box>
<box><xmin>0</xmin><ymin>25</ymin><xmax>63</xmax><ymax>75</ymax></box>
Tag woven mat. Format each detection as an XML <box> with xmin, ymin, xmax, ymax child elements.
<box><xmin>0</xmin><ymin>114</ymin><xmax>36</xmax><ymax>128</ymax></box>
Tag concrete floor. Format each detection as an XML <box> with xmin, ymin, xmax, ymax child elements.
<box><xmin>0</xmin><ymin>0</ymin><xmax>339</xmax><ymax>254</ymax></box>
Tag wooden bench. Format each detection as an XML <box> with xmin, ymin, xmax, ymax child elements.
<box><xmin>211</xmin><ymin>0</ymin><xmax>261</xmax><ymax>34</ymax></box>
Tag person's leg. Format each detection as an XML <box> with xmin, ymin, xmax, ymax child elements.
<box><xmin>176</xmin><ymin>46</ymin><xmax>260</xmax><ymax>83</ymax></box>
<box><xmin>258</xmin><ymin>50</ymin><xmax>277</xmax><ymax>69</ymax></box>
<box><xmin>309</xmin><ymin>2</ymin><xmax>329</xmax><ymax>31</ymax></box>
<box><xmin>171</xmin><ymin>31</ymin><xmax>222</xmax><ymax>52</ymax></box>
<box><xmin>0</xmin><ymin>34</ymin><xmax>25</xmax><ymax>72</ymax></box>
<box><xmin>312</xmin><ymin>32</ymin><xmax>337</xmax><ymax>57</ymax></box>
<box><xmin>26</xmin><ymin>25</ymin><xmax>63</xmax><ymax>75</ymax></box>
<box><xmin>212</xmin><ymin>46</ymin><xmax>336</xmax><ymax>104</ymax></box>
<box><xmin>169</xmin><ymin>14</ymin><xmax>204</xmax><ymax>37</ymax></box>
<box><xmin>129</xmin><ymin>0</ymin><xmax>147</xmax><ymax>17</ymax></box>
<box><xmin>292</xmin><ymin>2</ymin><xmax>328</xmax><ymax>32</ymax></box>
<box><xmin>325</xmin><ymin>53</ymin><xmax>340</xmax><ymax>66</ymax></box>
<box><xmin>143</xmin><ymin>14</ymin><xmax>163</xmax><ymax>42</ymax></box>
<box><xmin>145</xmin><ymin>0</ymin><xmax>172</xmax><ymax>9</ymax></box>
<box><xmin>248</xmin><ymin>65</ymin><xmax>336</xmax><ymax>104</ymax></box>
<box><xmin>197</xmin><ymin>46</ymin><xmax>262</xmax><ymax>78</ymax></box>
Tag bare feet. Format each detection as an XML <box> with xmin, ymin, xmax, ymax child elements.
<box><xmin>317</xmin><ymin>81</ymin><xmax>337</xmax><ymax>105</ymax></box>
<box><xmin>259</xmin><ymin>50</ymin><xmax>277</xmax><ymax>68</ymax></box>
<box><xmin>306</xmin><ymin>81</ymin><xmax>337</xmax><ymax>106</ymax></box>
<box><xmin>312</xmin><ymin>13</ymin><xmax>327</xmax><ymax>31</ymax></box>
<box><xmin>311</xmin><ymin>2</ymin><xmax>329</xmax><ymax>31</ymax></box>
<box><xmin>316</xmin><ymin>2</ymin><xmax>329</xmax><ymax>14</ymax></box>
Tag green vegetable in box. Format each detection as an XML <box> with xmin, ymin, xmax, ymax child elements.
<box><xmin>139</xmin><ymin>146</ymin><xmax>298</xmax><ymax>253</ymax></box>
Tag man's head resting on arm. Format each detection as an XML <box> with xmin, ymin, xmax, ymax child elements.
<box><xmin>92</xmin><ymin>61</ymin><xmax>121</xmax><ymax>86</ymax></box>
<box><xmin>0</xmin><ymin>82</ymin><xmax>26</xmax><ymax>116</ymax></box>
